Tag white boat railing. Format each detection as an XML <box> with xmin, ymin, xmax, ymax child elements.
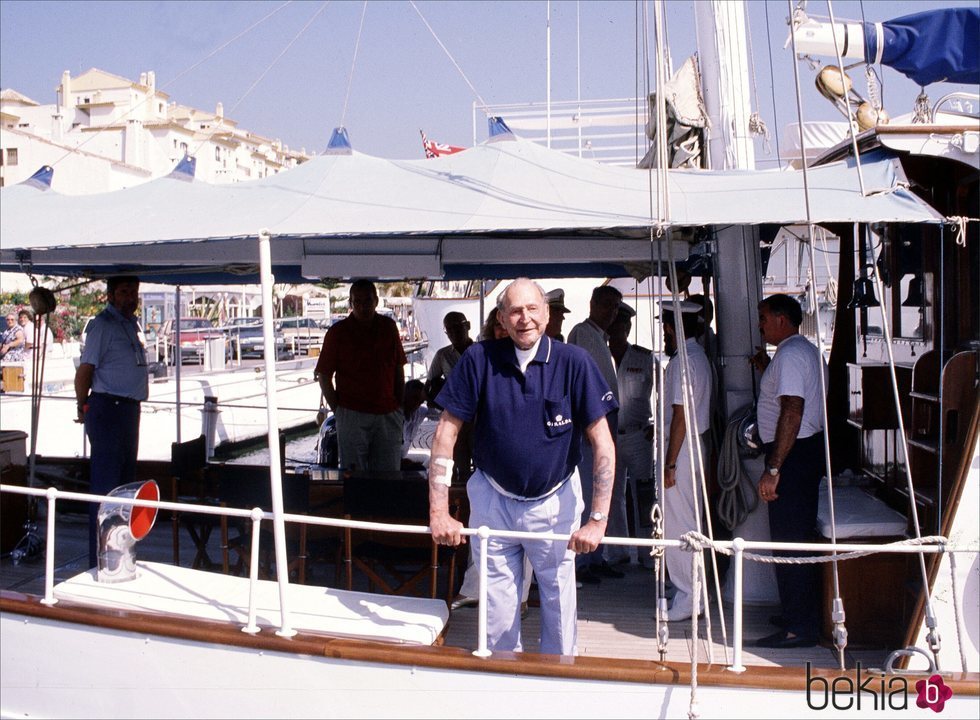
<box><xmin>1</xmin><ymin>483</ymin><xmax>973</xmax><ymax>670</ymax></box>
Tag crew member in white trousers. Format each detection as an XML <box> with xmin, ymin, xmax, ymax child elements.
<box><xmin>660</xmin><ymin>300</ymin><xmax>713</xmax><ymax>622</ymax></box>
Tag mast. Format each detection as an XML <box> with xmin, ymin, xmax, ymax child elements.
<box><xmin>695</xmin><ymin>0</ymin><xmax>763</xmax><ymax>417</ymax></box>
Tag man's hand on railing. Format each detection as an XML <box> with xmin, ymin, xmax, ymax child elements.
<box><xmin>430</xmin><ymin>510</ymin><xmax>465</xmax><ymax>547</ymax></box>
<box><xmin>569</xmin><ymin>517</ymin><xmax>606</xmax><ymax>554</ymax></box>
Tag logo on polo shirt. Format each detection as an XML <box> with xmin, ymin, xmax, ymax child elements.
<box><xmin>602</xmin><ymin>391</ymin><xmax>614</xmax><ymax>403</ymax></box>
<box><xmin>547</xmin><ymin>413</ymin><xmax>572</xmax><ymax>429</ymax></box>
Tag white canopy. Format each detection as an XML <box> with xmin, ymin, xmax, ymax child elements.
<box><xmin>0</xmin><ymin>136</ymin><xmax>941</xmax><ymax>284</ymax></box>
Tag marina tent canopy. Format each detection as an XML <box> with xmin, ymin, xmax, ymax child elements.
<box><xmin>0</xmin><ymin>136</ymin><xmax>942</xmax><ymax>285</ymax></box>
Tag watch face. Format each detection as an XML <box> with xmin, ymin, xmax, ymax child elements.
<box><xmin>768</xmin><ymin>467</ymin><xmax>779</xmax><ymax>476</ymax></box>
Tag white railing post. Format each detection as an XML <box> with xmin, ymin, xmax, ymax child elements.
<box><xmin>41</xmin><ymin>487</ymin><xmax>58</xmax><ymax>606</ymax></box>
<box><xmin>728</xmin><ymin>536</ymin><xmax>746</xmax><ymax>672</ymax></box>
<box><xmin>473</xmin><ymin>525</ymin><xmax>492</xmax><ymax>658</ymax></box>
<box><xmin>241</xmin><ymin>508</ymin><xmax>264</xmax><ymax>635</ymax></box>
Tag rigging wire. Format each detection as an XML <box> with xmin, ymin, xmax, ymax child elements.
<box><xmin>786</xmin><ymin>0</ymin><xmax>846</xmax><ymax>671</ymax></box>
<box><xmin>340</xmin><ymin>1</ymin><xmax>369</xmax><ymax>129</ymax></box>
<box><xmin>409</xmin><ymin>0</ymin><xmax>490</xmax><ymax>115</ymax></box>
<box><xmin>638</xmin><ymin>0</ymin><xmax>669</xmax><ymax>664</ymax></box>
<box><xmin>824</xmin><ymin>1</ymin><xmax>867</xmax><ymax>196</ymax></box>
<box><xmin>866</xmin><ymin>223</ymin><xmax>946</xmax><ymax>671</ymax></box>
<box><xmin>763</xmin><ymin>2</ymin><xmax>783</xmax><ymax>163</ymax></box>
<box><xmin>744</xmin><ymin>5</ymin><xmax>772</xmax><ymax>155</ymax></box>
<box><xmin>857</xmin><ymin>0</ymin><xmax>886</xmax><ymax>110</ymax></box>
<box><xmin>651</xmin><ymin>0</ymin><xmax>731</xmax><ymax>694</ymax></box>
<box><xmin>190</xmin><ymin>1</ymin><xmax>330</xmax><ymax>160</ymax></box>
<box><xmin>49</xmin><ymin>1</ymin><xmax>296</xmax><ymax>170</ymax></box>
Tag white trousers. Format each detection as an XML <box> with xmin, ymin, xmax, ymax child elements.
<box><xmin>458</xmin><ymin>552</ymin><xmax>532</xmax><ymax>604</ymax></box>
<box><xmin>662</xmin><ymin>437</ymin><xmax>706</xmax><ymax>615</ymax></box>
<box><xmin>467</xmin><ymin>469</ymin><xmax>583</xmax><ymax>655</ymax></box>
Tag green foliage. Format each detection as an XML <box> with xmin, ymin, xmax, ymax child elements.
<box><xmin>0</xmin><ymin>291</ymin><xmax>29</xmax><ymax>307</ymax></box>
<box><xmin>1</xmin><ymin>278</ymin><xmax>106</xmax><ymax>341</ymax></box>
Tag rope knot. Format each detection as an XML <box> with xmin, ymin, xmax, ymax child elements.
<box><xmin>679</xmin><ymin>530</ymin><xmax>711</xmax><ymax>553</ymax></box>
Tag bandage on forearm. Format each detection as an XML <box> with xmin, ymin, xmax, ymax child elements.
<box><xmin>431</xmin><ymin>457</ymin><xmax>454</xmax><ymax>487</ymax></box>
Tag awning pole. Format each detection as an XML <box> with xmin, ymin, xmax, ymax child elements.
<box><xmin>259</xmin><ymin>229</ymin><xmax>294</xmax><ymax>637</ymax></box>
<box><xmin>175</xmin><ymin>285</ymin><xmax>182</xmax><ymax>443</ymax></box>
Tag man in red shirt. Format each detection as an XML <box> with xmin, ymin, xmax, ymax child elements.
<box><xmin>315</xmin><ymin>280</ymin><xmax>407</xmax><ymax>472</ymax></box>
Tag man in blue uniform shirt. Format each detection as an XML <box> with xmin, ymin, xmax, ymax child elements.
<box><xmin>428</xmin><ymin>278</ymin><xmax>618</xmax><ymax>655</ymax></box>
<box><xmin>74</xmin><ymin>275</ymin><xmax>149</xmax><ymax>569</ymax></box>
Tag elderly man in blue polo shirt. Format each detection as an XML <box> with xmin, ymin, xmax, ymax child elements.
<box><xmin>428</xmin><ymin>278</ymin><xmax>618</xmax><ymax>656</ymax></box>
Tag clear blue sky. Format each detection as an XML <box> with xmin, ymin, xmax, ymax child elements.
<box><xmin>1</xmin><ymin>0</ymin><xmax>975</xmax><ymax>162</ymax></box>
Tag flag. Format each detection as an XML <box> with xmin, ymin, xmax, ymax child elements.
<box><xmin>420</xmin><ymin>129</ymin><xmax>466</xmax><ymax>159</ymax></box>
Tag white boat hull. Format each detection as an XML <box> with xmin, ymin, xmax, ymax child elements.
<box><xmin>3</xmin><ymin>602</ymin><xmax>978</xmax><ymax>719</ymax></box>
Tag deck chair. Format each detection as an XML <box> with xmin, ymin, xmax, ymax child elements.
<box><xmin>342</xmin><ymin>470</ymin><xmax>459</xmax><ymax>603</ymax></box>
<box><xmin>218</xmin><ymin>466</ymin><xmax>310</xmax><ymax>582</ymax></box>
<box><xmin>169</xmin><ymin>435</ymin><xmax>220</xmax><ymax>569</ymax></box>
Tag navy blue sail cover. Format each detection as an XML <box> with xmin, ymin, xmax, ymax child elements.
<box><xmin>863</xmin><ymin>8</ymin><xmax>979</xmax><ymax>86</ymax></box>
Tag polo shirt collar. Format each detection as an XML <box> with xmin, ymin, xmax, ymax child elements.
<box><xmin>534</xmin><ymin>335</ymin><xmax>553</xmax><ymax>363</ymax></box>
<box><xmin>504</xmin><ymin>335</ymin><xmax>552</xmax><ymax>370</ymax></box>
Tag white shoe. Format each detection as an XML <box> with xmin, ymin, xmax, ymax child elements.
<box><xmin>665</xmin><ymin>604</ymin><xmax>704</xmax><ymax>622</ymax></box>
<box><xmin>450</xmin><ymin>595</ymin><xmax>478</xmax><ymax>610</ymax></box>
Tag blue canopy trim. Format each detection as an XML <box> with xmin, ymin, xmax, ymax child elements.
<box><xmin>167</xmin><ymin>155</ymin><xmax>197</xmax><ymax>182</ymax></box>
<box><xmin>863</xmin><ymin>8</ymin><xmax>980</xmax><ymax>86</ymax></box>
<box><xmin>325</xmin><ymin>127</ymin><xmax>353</xmax><ymax>155</ymax></box>
<box><xmin>22</xmin><ymin>165</ymin><xmax>54</xmax><ymax>190</ymax></box>
<box><xmin>488</xmin><ymin>116</ymin><xmax>515</xmax><ymax>140</ymax></box>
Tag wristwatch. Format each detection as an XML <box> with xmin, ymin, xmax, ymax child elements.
<box><xmin>766</xmin><ymin>465</ymin><xmax>780</xmax><ymax>476</ymax></box>
<box><xmin>590</xmin><ymin>511</ymin><xmax>608</xmax><ymax>522</ymax></box>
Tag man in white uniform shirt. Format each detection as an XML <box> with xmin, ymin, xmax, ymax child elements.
<box><xmin>567</xmin><ymin>284</ymin><xmax>623</xmax><ymax>583</ymax></box>
<box><xmin>661</xmin><ymin>300</ymin><xmax>713</xmax><ymax>622</ymax></box>
<box><xmin>750</xmin><ymin>293</ymin><xmax>827</xmax><ymax>649</ymax></box>
<box><xmin>607</xmin><ymin>302</ymin><xmax>654</xmax><ymax>564</ymax></box>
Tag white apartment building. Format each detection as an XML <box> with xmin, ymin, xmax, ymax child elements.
<box><xmin>0</xmin><ymin>68</ymin><xmax>309</xmax><ymax>193</ymax></box>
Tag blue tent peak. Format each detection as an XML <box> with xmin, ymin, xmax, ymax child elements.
<box><xmin>167</xmin><ymin>154</ymin><xmax>196</xmax><ymax>182</ymax></box>
<box><xmin>488</xmin><ymin>116</ymin><xmax>515</xmax><ymax>141</ymax></box>
<box><xmin>22</xmin><ymin>165</ymin><xmax>54</xmax><ymax>190</ymax></box>
<box><xmin>325</xmin><ymin>127</ymin><xmax>353</xmax><ymax>155</ymax></box>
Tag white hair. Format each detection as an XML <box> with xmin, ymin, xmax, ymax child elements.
<box><xmin>496</xmin><ymin>277</ymin><xmax>547</xmax><ymax>312</ymax></box>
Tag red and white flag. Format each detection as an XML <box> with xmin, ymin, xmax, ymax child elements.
<box><xmin>420</xmin><ymin>129</ymin><xmax>466</xmax><ymax>159</ymax></box>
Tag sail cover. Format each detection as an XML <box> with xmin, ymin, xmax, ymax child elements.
<box><xmin>863</xmin><ymin>8</ymin><xmax>980</xmax><ymax>86</ymax></box>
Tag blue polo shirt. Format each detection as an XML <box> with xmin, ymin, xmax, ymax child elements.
<box><xmin>436</xmin><ymin>335</ymin><xmax>618</xmax><ymax>498</ymax></box>
<box><xmin>79</xmin><ymin>304</ymin><xmax>149</xmax><ymax>401</ymax></box>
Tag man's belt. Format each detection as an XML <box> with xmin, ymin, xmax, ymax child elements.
<box><xmin>481</xmin><ymin>469</ymin><xmax>572</xmax><ymax>503</ymax></box>
<box><xmin>91</xmin><ymin>392</ymin><xmax>141</xmax><ymax>404</ymax></box>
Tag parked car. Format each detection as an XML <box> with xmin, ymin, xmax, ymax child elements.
<box><xmin>221</xmin><ymin>320</ymin><xmax>290</xmax><ymax>360</ymax></box>
<box><xmin>157</xmin><ymin>317</ymin><xmax>228</xmax><ymax>365</ymax></box>
<box><xmin>223</xmin><ymin>317</ymin><xmax>262</xmax><ymax>330</ymax></box>
<box><xmin>274</xmin><ymin>316</ymin><xmax>327</xmax><ymax>355</ymax></box>
<box><xmin>79</xmin><ymin>316</ymin><xmax>96</xmax><ymax>354</ymax></box>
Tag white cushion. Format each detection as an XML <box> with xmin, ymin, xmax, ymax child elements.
<box><xmin>54</xmin><ymin>561</ymin><xmax>447</xmax><ymax>645</ymax></box>
<box><xmin>817</xmin><ymin>482</ymin><xmax>907</xmax><ymax>539</ymax></box>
